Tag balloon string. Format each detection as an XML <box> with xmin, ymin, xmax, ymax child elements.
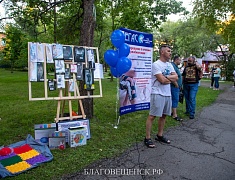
<box><xmin>115</xmin><ymin>77</ymin><xmax>120</xmax><ymax>127</ymax></box>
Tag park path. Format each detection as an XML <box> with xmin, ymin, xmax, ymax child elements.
<box><xmin>61</xmin><ymin>81</ymin><xmax>235</xmax><ymax>180</ymax></box>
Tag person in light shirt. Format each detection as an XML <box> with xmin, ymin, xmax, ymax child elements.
<box><xmin>144</xmin><ymin>45</ymin><xmax>178</xmax><ymax>148</ymax></box>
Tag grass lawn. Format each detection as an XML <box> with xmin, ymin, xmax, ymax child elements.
<box><xmin>0</xmin><ymin>68</ymin><xmax>222</xmax><ymax>179</ymax></box>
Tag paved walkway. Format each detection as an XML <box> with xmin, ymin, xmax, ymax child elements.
<box><xmin>62</xmin><ymin>81</ymin><xmax>235</xmax><ymax>180</ymax></box>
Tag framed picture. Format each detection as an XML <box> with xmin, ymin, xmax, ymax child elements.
<box><xmin>37</xmin><ymin>43</ymin><xmax>45</xmax><ymax>62</ymax></box>
<box><xmin>29</xmin><ymin>62</ymin><xmax>37</xmax><ymax>81</ymax></box>
<box><xmin>29</xmin><ymin>42</ymin><xmax>37</xmax><ymax>62</ymax></box>
<box><xmin>56</xmin><ymin>74</ymin><xmax>65</xmax><ymax>89</ymax></box>
<box><xmin>64</xmin><ymin>67</ymin><xmax>71</xmax><ymax>79</ymax></box>
<box><xmin>48</xmin><ymin>79</ymin><xmax>56</xmax><ymax>91</ymax></box>
<box><xmin>87</xmin><ymin>49</ymin><xmax>95</xmax><ymax>62</ymax></box>
<box><xmin>70</xmin><ymin>64</ymin><xmax>77</xmax><ymax>73</ymax></box>
<box><xmin>37</xmin><ymin>62</ymin><xmax>44</xmax><ymax>81</ymax></box>
<box><xmin>77</xmin><ymin>62</ymin><xmax>83</xmax><ymax>80</ymax></box>
<box><xmin>74</xmin><ymin>47</ymin><xmax>85</xmax><ymax>62</ymax></box>
<box><xmin>84</xmin><ymin>68</ymin><xmax>94</xmax><ymax>90</ymax></box>
<box><xmin>69</xmin><ymin>79</ymin><xmax>75</xmax><ymax>92</ymax></box>
<box><xmin>52</xmin><ymin>44</ymin><xmax>63</xmax><ymax>59</ymax></box>
<box><xmin>46</xmin><ymin>44</ymin><xmax>53</xmax><ymax>63</ymax></box>
<box><xmin>55</xmin><ymin>60</ymin><xmax>65</xmax><ymax>74</ymax></box>
<box><xmin>63</xmin><ymin>46</ymin><xmax>73</xmax><ymax>61</ymax></box>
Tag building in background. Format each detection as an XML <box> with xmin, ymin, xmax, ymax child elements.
<box><xmin>0</xmin><ymin>32</ymin><xmax>6</xmax><ymax>51</ymax></box>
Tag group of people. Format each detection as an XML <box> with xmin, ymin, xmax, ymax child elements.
<box><xmin>144</xmin><ymin>45</ymin><xmax>203</xmax><ymax>148</ymax></box>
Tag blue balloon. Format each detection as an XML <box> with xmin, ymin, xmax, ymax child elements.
<box><xmin>111</xmin><ymin>30</ymin><xmax>125</xmax><ymax>48</ymax></box>
<box><xmin>110</xmin><ymin>67</ymin><xmax>120</xmax><ymax>78</ymax></box>
<box><xmin>118</xmin><ymin>43</ymin><xmax>130</xmax><ymax>57</ymax></box>
<box><xmin>104</xmin><ymin>49</ymin><xmax>119</xmax><ymax>67</ymax></box>
<box><xmin>116</xmin><ymin>57</ymin><xmax>132</xmax><ymax>75</ymax></box>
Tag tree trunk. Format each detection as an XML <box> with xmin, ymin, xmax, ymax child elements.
<box><xmin>79</xmin><ymin>0</ymin><xmax>96</xmax><ymax>119</ymax></box>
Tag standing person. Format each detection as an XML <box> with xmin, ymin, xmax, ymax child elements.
<box><xmin>144</xmin><ymin>45</ymin><xmax>178</xmax><ymax>148</ymax></box>
<box><xmin>182</xmin><ymin>56</ymin><xmax>203</xmax><ymax>119</ymax></box>
<box><xmin>171</xmin><ymin>55</ymin><xmax>183</xmax><ymax>121</ymax></box>
<box><xmin>213</xmin><ymin>64</ymin><xmax>221</xmax><ymax>90</ymax></box>
<box><xmin>210</xmin><ymin>66</ymin><xmax>216</xmax><ymax>88</ymax></box>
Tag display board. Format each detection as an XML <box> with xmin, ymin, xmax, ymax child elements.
<box><xmin>28</xmin><ymin>42</ymin><xmax>103</xmax><ymax>122</ymax></box>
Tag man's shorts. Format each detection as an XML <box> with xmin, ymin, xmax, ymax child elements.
<box><xmin>149</xmin><ymin>94</ymin><xmax>172</xmax><ymax>117</ymax></box>
<box><xmin>171</xmin><ymin>86</ymin><xmax>180</xmax><ymax>108</ymax></box>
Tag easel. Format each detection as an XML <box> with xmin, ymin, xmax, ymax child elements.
<box><xmin>55</xmin><ymin>63</ymin><xmax>86</xmax><ymax>123</ymax></box>
<box><xmin>28</xmin><ymin>43</ymin><xmax>103</xmax><ymax>124</ymax></box>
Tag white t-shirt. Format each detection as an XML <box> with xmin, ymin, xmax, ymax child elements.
<box><xmin>151</xmin><ymin>60</ymin><xmax>175</xmax><ymax>96</ymax></box>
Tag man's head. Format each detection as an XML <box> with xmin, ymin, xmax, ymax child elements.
<box><xmin>159</xmin><ymin>44</ymin><xmax>171</xmax><ymax>61</ymax></box>
<box><xmin>173</xmin><ymin>55</ymin><xmax>181</xmax><ymax>65</ymax></box>
<box><xmin>187</xmin><ymin>56</ymin><xmax>196</xmax><ymax>66</ymax></box>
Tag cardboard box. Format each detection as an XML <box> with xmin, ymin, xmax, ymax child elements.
<box><xmin>48</xmin><ymin>131</ymin><xmax>66</xmax><ymax>149</ymax></box>
<box><xmin>34</xmin><ymin>123</ymin><xmax>56</xmax><ymax>145</ymax></box>
<box><xmin>57</xmin><ymin>119</ymin><xmax>91</xmax><ymax>142</ymax></box>
<box><xmin>68</xmin><ymin>127</ymin><xmax>87</xmax><ymax>147</ymax></box>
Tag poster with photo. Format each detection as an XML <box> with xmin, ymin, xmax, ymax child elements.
<box><xmin>65</xmin><ymin>67</ymin><xmax>71</xmax><ymax>79</ymax></box>
<box><xmin>37</xmin><ymin>43</ymin><xmax>45</xmax><ymax>62</ymax></box>
<box><xmin>52</xmin><ymin>44</ymin><xmax>63</xmax><ymax>59</ymax></box>
<box><xmin>87</xmin><ymin>49</ymin><xmax>95</xmax><ymax>62</ymax></box>
<box><xmin>37</xmin><ymin>62</ymin><xmax>44</xmax><ymax>81</ymax></box>
<box><xmin>55</xmin><ymin>60</ymin><xmax>65</xmax><ymax>74</ymax></box>
<box><xmin>29</xmin><ymin>42</ymin><xmax>37</xmax><ymax>62</ymax></box>
<box><xmin>46</xmin><ymin>44</ymin><xmax>54</xmax><ymax>63</ymax></box>
<box><xmin>56</xmin><ymin>74</ymin><xmax>65</xmax><ymax>89</ymax></box>
<box><xmin>29</xmin><ymin>61</ymin><xmax>37</xmax><ymax>81</ymax></box>
<box><xmin>77</xmin><ymin>62</ymin><xmax>83</xmax><ymax>80</ymax></box>
<box><xmin>84</xmin><ymin>68</ymin><xmax>94</xmax><ymax>90</ymax></box>
<box><xmin>69</xmin><ymin>79</ymin><xmax>75</xmax><ymax>92</ymax></box>
<box><xmin>70</xmin><ymin>64</ymin><xmax>77</xmax><ymax>73</ymax></box>
<box><xmin>63</xmin><ymin>46</ymin><xmax>73</xmax><ymax>60</ymax></box>
<box><xmin>48</xmin><ymin>79</ymin><xmax>56</xmax><ymax>91</ymax></box>
<box><xmin>119</xmin><ymin>28</ymin><xmax>153</xmax><ymax>116</ymax></box>
<box><xmin>74</xmin><ymin>47</ymin><xmax>85</xmax><ymax>62</ymax></box>
<box><xmin>94</xmin><ymin>63</ymin><xmax>104</xmax><ymax>79</ymax></box>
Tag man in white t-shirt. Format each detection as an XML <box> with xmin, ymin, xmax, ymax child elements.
<box><xmin>144</xmin><ymin>45</ymin><xmax>178</xmax><ymax>148</ymax></box>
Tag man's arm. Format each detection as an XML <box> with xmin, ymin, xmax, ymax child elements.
<box><xmin>156</xmin><ymin>72</ymin><xmax>178</xmax><ymax>87</ymax></box>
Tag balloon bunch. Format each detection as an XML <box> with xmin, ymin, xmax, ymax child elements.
<box><xmin>104</xmin><ymin>29</ymin><xmax>132</xmax><ymax>77</ymax></box>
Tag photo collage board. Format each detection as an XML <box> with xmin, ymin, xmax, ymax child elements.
<box><xmin>28</xmin><ymin>42</ymin><xmax>103</xmax><ymax>101</ymax></box>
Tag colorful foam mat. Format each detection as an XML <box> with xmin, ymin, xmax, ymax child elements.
<box><xmin>0</xmin><ymin>134</ymin><xmax>53</xmax><ymax>178</ymax></box>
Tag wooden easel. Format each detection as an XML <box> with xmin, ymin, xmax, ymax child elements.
<box><xmin>55</xmin><ymin>64</ymin><xmax>86</xmax><ymax>123</ymax></box>
<box><xmin>28</xmin><ymin>43</ymin><xmax>103</xmax><ymax>124</ymax></box>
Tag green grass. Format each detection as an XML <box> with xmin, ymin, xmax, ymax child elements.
<box><xmin>0</xmin><ymin>69</ymin><xmax>223</xmax><ymax>179</ymax></box>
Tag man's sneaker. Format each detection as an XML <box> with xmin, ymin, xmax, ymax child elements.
<box><xmin>189</xmin><ymin>115</ymin><xmax>194</xmax><ymax>119</ymax></box>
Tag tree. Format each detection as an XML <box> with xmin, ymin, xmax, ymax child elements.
<box><xmin>2</xmin><ymin>24</ymin><xmax>28</xmax><ymax>71</ymax></box>
<box><xmin>156</xmin><ymin>19</ymin><xmax>220</xmax><ymax>58</ymax></box>
<box><xmin>78</xmin><ymin>0</ymin><xmax>96</xmax><ymax>119</ymax></box>
<box><xmin>193</xmin><ymin>0</ymin><xmax>235</xmax><ymax>79</ymax></box>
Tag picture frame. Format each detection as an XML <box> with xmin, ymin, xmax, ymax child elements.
<box><xmin>55</xmin><ymin>60</ymin><xmax>65</xmax><ymax>74</ymax></box>
<box><xmin>63</xmin><ymin>45</ymin><xmax>73</xmax><ymax>61</ymax></box>
<box><xmin>74</xmin><ymin>46</ymin><xmax>85</xmax><ymax>62</ymax></box>
<box><xmin>84</xmin><ymin>68</ymin><xmax>94</xmax><ymax>90</ymax></box>
<box><xmin>56</xmin><ymin>74</ymin><xmax>65</xmax><ymax>89</ymax></box>
<box><xmin>52</xmin><ymin>44</ymin><xmax>63</xmax><ymax>59</ymax></box>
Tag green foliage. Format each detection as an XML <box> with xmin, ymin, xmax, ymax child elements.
<box><xmin>193</xmin><ymin>0</ymin><xmax>235</xmax><ymax>52</ymax></box>
<box><xmin>0</xmin><ymin>68</ymin><xmax>225</xmax><ymax>179</ymax></box>
<box><xmin>156</xmin><ymin>18</ymin><xmax>223</xmax><ymax>58</ymax></box>
<box><xmin>2</xmin><ymin>24</ymin><xmax>29</xmax><ymax>70</ymax></box>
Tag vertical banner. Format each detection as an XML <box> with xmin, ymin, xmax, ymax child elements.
<box><xmin>119</xmin><ymin>28</ymin><xmax>153</xmax><ymax>115</ymax></box>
